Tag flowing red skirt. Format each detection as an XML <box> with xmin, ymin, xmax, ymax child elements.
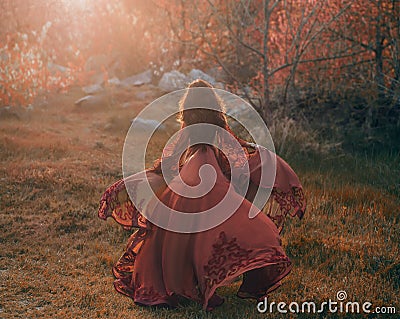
<box><xmin>98</xmin><ymin>145</ymin><xmax>305</xmax><ymax>310</ymax></box>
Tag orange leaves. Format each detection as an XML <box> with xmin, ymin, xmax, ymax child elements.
<box><xmin>0</xmin><ymin>31</ymin><xmax>90</xmax><ymax>107</ymax></box>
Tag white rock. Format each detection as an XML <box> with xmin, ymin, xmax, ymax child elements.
<box><xmin>75</xmin><ymin>96</ymin><xmax>93</xmax><ymax>106</ymax></box>
<box><xmin>158</xmin><ymin>70</ymin><xmax>188</xmax><ymax>91</ymax></box>
<box><xmin>74</xmin><ymin>95</ymin><xmax>108</xmax><ymax>108</ymax></box>
<box><xmin>187</xmin><ymin>69</ymin><xmax>216</xmax><ymax>85</ymax></box>
<box><xmin>121</xmin><ymin>70</ymin><xmax>152</xmax><ymax>87</ymax></box>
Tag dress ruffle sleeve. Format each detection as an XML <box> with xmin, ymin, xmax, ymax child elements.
<box><xmin>98</xmin><ymin>171</ymin><xmax>167</xmax><ymax>230</ymax></box>
<box><xmin>98</xmin><ymin>146</ymin><xmax>306</xmax><ymax>234</ymax></box>
<box><xmin>247</xmin><ymin>146</ymin><xmax>306</xmax><ymax>233</ymax></box>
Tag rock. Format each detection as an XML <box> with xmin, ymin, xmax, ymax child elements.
<box><xmin>82</xmin><ymin>83</ymin><xmax>103</xmax><ymax>95</ymax></box>
<box><xmin>131</xmin><ymin>117</ymin><xmax>166</xmax><ymax>132</ymax></box>
<box><xmin>187</xmin><ymin>69</ymin><xmax>216</xmax><ymax>85</ymax></box>
<box><xmin>75</xmin><ymin>96</ymin><xmax>93</xmax><ymax>106</ymax></box>
<box><xmin>120</xmin><ymin>70</ymin><xmax>152</xmax><ymax>87</ymax></box>
<box><xmin>158</xmin><ymin>70</ymin><xmax>188</xmax><ymax>91</ymax></box>
<box><xmin>74</xmin><ymin>95</ymin><xmax>108</xmax><ymax>108</ymax></box>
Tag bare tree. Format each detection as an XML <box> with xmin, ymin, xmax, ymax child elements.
<box><xmin>327</xmin><ymin>0</ymin><xmax>400</xmax><ymax>131</ymax></box>
<box><xmin>163</xmin><ymin>0</ymin><xmax>353</xmax><ymax>124</ymax></box>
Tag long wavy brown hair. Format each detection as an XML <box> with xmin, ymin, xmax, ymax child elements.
<box><xmin>153</xmin><ymin>79</ymin><xmax>248</xmax><ymax>175</ymax></box>
<box><xmin>177</xmin><ymin>79</ymin><xmax>228</xmax><ymax>129</ymax></box>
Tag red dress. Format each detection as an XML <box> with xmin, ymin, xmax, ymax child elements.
<box><xmin>98</xmin><ymin>143</ymin><xmax>305</xmax><ymax>310</ymax></box>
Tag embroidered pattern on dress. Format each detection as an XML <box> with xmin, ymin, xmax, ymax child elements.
<box><xmin>98</xmin><ymin>178</ymin><xmax>150</xmax><ymax>229</ymax></box>
<box><xmin>269</xmin><ymin>186</ymin><xmax>305</xmax><ymax>232</ymax></box>
<box><xmin>203</xmin><ymin>232</ymin><xmax>253</xmax><ymax>287</ymax></box>
<box><xmin>203</xmin><ymin>232</ymin><xmax>292</xmax><ymax>289</ymax></box>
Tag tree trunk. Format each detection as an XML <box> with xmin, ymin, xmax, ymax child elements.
<box><xmin>391</xmin><ymin>0</ymin><xmax>400</xmax><ymax>98</ymax></box>
<box><xmin>367</xmin><ymin>0</ymin><xmax>385</xmax><ymax>135</ymax></box>
<box><xmin>262</xmin><ymin>0</ymin><xmax>272</xmax><ymax>124</ymax></box>
<box><xmin>375</xmin><ymin>0</ymin><xmax>385</xmax><ymax>103</ymax></box>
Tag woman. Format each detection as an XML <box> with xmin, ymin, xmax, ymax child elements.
<box><xmin>98</xmin><ymin>79</ymin><xmax>305</xmax><ymax>311</ymax></box>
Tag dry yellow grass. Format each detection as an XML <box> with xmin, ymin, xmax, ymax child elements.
<box><xmin>0</xmin><ymin>87</ymin><xmax>399</xmax><ymax>318</ymax></box>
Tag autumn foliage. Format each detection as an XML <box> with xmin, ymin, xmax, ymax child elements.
<box><xmin>0</xmin><ymin>0</ymin><xmax>170</xmax><ymax>107</ymax></box>
<box><xmin>0</xmin><ymin>0</ymin><xmax>399</xmax><ymax>126</ymax></box>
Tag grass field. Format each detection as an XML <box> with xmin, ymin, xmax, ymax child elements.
<box><xmin>0</xmin><ymin>87</ymin><xmax>399</xmax><ymax>318</ymax></box>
